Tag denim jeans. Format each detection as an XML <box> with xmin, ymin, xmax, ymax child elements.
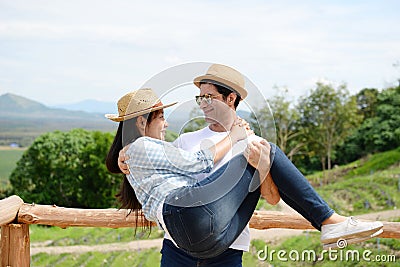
<box><xmin>162</xmin><ymin>143</ymin><xmax>334</xmax><ymax>259</ymax></box>
<box><xmin>160</xmin><ymin>239</ymin><xmax>243</xmax><ymax>267</ymax></box>
<box><xmin>162</xmin><ymin>154</ymin><xmax>260</xmax><ymax>259</ymax></box>
<box><xmin>269</xmin><ymin>144</ymin><xmax>334</xmax><ymax>230</ymax></box>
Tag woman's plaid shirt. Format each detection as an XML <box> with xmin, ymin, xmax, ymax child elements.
<box><xmin>126</xmin><ymin>137</ymin><xmax>214</xmax><ymax>221</ymax></box>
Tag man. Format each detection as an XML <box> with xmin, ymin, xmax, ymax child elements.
<box><xmin>118</xmin><ymin>64</ymin><xmax>383</xmax><ymax>266</ymax></box>
<box><xmin>119</xmin><ymin>63</ymin><xmax>279</xmax><ymax>266</ymax></box>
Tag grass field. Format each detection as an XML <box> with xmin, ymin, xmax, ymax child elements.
<box><xmin>32</xmin><ymin>250</ymin><xmax>162</xmax><ymax>267</ymax></box>
<box><xmin>0</xmin><ymin>147</ymin><xmax>25</xmax><ymax>189</ymax></box>
<box><xmin>2</xmin><ymin>145</ymin><xmax>399</xmax><ymax>266</ymax></box>
<box><xmin>29</xmin><ymin>225</ymin><xmax>164</xmax><ymax>245</ymax></box>
<box><xmin>29</xmin><ymin>226</ymin><xmax>400</xmax><ymax>267</ymax></box>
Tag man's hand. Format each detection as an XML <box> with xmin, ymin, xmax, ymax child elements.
<box><xmin>244</xmin><ymin>139</ymin><xmax>280</xmax><ymax>205</ymax></box>
<box><xmin>118</xmin><ymin>145</ymin><xmax>130</xmax><ymax>175</ymax></box>
<box><xmin>244</xmin><ymin>139</ymin><xmax>271</xmax><ymax>174</ymax></box>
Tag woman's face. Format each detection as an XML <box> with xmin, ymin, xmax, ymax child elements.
<box><xmin>145</xmin><ymin>110</ymin><xmax>169</xmax><ymax>140</ymax></box>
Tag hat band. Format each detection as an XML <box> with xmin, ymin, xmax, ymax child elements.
<box><xmin>120</xmin><ymin>101</ymin><xmax>163</xmax><ymax>118</ymax></box>
<box><xmin>200</xmin><ymin>79</ymin><xmax>242</xmax><ymax>98</ymax></box>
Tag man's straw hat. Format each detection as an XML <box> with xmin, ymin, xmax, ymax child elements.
<box><xmin>105</xmin><ymin>88</ymin><xmax>177</xmax><ymax>122</ymax></box>
<box><xmin>193</xmin><ymin>64</ymin><xmax>248</xmax><ymax>99</ymax></box>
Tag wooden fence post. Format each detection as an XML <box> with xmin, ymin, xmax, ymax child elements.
<box><xmin>0</xmin><ymin>195</ymin><xmax>23</xmax><ymax>226</ymax></box>
<box><xmin>1</xmin><ymin>224</ymin><xmax>30</xmax><ymax>267</ymax></box>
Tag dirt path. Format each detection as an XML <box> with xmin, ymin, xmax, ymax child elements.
<box><xmin>31</xmin><ymin>239</ymin><xmax>163</xmax><ymax>255</ymax></box>
<box><xmin>30</xmin><ymin>204</ymin><xmax>400</xmax><ymax>255</ymax></box>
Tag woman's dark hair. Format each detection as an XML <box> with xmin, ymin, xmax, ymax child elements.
<box><xmin>106</xmin><ymin>110</ymin><xmax>161</xmax><ymax>231</ymax></box>
<box><xmin>200</xmin><ymin>81</ymin><xmax>242</xmax><ymax>109</ymax></box>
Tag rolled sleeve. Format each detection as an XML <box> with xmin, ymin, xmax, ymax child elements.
<box><xmin>128</xmin><ymin>137</ymin><xmax>214</xmax><ymax>175</ymax></box>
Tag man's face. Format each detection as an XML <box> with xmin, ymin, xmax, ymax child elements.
<box><xmin>198</xmin><ymin>83</ymin><xmax>235</xmax><ymax>129</ymax></box>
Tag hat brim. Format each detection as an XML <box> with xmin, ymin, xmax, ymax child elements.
<box><xmin>105</xmin><ymin>102</ymin><xmax>177</xmax><ymax>122</ymax></box>
<box><xmin>193</xmin><ymin>75</ymin><xmax>248</xmax><ymax>99</ymax></box>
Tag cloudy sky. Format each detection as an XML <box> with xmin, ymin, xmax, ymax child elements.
<box><xmin>0</xmin><ymin>0</ymin><xmax>399</xmax><ymax>107</ymax></box>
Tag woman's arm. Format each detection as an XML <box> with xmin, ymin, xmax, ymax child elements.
<box><xmin>128</xmin><ymin>137</ymin><xmax>215</xmax><ymax>176</ymax></box>
<box><xmin>125</xmin><ymin>118</ymin><xmax>253</xmax><ymax>175</ymax></box>
<box><xmin>208</xmin><ymin>117</ymin><xmax>254</xmax><ymax>164</ymax></box>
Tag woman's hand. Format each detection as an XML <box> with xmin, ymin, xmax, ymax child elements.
<box><xmin>118</xmin><ymin>145</ymin><xmax>131</xmax><ymax>175</ymax></box>
<box><xmin>229</xmin><ymin>117</ymin><xmax>254</xmax><ymax>143</ymax></box>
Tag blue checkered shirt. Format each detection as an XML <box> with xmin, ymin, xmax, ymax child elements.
<box><xmin>125</xmin><ymin>137</ymin><xmax>214</xmax><ymax>222</ymax></box>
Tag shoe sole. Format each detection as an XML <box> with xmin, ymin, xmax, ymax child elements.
<box><xmin>322</xmin><ymin>229</ymin><xmax>383</xmax><ymax>250</ymax></box>
<box><xmin>321</xmin><ymin>224</ymin><xmax>383</xmax><ymax>244</ymax></box>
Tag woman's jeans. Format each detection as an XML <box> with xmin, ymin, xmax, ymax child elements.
<box><xmin>162</xmin><ymin>143</ymin><xmax>334</xmax><ymax>259</ymax></box>
<box><xmin>163</xmin><ymin>154</ymin><xmax>260</xmax><ymax>259</ymax></box>
<box><xmin>269</xmin><ymin>144</ymin><xmax>334</xmax><ymax>230</ymax></box>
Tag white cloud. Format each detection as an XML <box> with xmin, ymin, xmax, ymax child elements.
<box><xmin>0</xmin><ymin>0</ymin><xmax>399</xmax><ymax>105</ymax></box>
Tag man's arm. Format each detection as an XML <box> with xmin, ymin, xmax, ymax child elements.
<box><xmin>118</xmin><ymin>145</ymin><xmax>130</xmax><ymax>174</ymax></box>
<box><xmin>244</xmin><ymin>139</ymin><xmax>280</xmax><ymax>205</ymax></box>
<box><xmin>260</xmin><ymin>173</ymin><xmax>280</xmax><ymax>205</ymax></box>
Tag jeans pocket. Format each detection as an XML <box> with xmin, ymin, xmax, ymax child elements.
<box><xmin>177</xmin><ymin>203</ymin><xmax>214</xmax><ymax>246</ymax></box>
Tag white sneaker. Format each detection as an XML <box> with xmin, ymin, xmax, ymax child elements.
<box><xmin>321</xmin><ymin>216</ymin><xmax>383</xmax><ymax>244</ymax></box>
<box><xmin>322</xmin><ymin>228</ymin><xmax>383</xmax><ymax>250</ymax></box>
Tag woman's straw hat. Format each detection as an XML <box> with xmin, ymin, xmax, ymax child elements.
<box><xmin>193</xmin><ymin>64</ymin><xmax>248</xmax><ymax>99</ymax></box>
<box><xmin>105</xmin><ymin>88</ymin><xmax>177</xmax><ymax>122</ymax></box>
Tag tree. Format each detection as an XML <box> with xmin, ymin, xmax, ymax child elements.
<box><xmin>9</xmin><ymin>129</ymin><xmax>121</xmax><ymax>208</ymax></box>
<box><xmin>251</xmin><ymin>88</ymin><xmax>302</xmax><ymax>160</ymax></box>
<box><xmin>356</xmin><ymin>88</ymin><xmax>379</xmax><ymax>119</ymax></box>
<box><xmin>297</xmin><ymin>82</ymin><xmax>362</xmax><ymax>171</ymax></box>
<box><xmin>182</xmin><ymin>108</ymin><xmax>207</xmax><ymax>133</ymax></box>
<box><xmin>165</xmin><ymin>130</ymin><xmax>178</xmax><ymax>142</ymax></box>
<box><xmin>358</xmin><ymin>86</ymin><xmax>400</xmax><ymax>152</ymax></box>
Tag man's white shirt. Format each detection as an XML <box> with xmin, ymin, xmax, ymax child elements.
<box><xmin>161</xmin><ymin>126</ymin><xmax>262</xmax><ymax>252</ymax></box>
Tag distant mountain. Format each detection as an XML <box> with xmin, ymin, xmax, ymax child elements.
<box><xmin>0</xmin><ymin>93</ymin><xmax>116</xmax><ymax>146</ymax></box>
<box><xmin>0</xmin><ymin>93</ymin><xmax>257</xmax><ymax>146</ymax></box>
<box><xmin>54</xmin><ymin>99</ymin><xmax>116</xmax><ymax>114</ymax></box>
<box><xmin>0</xmin><ymin>93</ymin><xmax>48</xmax><ymax>112</ymax></box>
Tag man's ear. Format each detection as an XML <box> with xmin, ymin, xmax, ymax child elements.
<box><xmin>228</xmin><ymin>93</ymin><xmax>237</xmax><ymax>104</ymax></box>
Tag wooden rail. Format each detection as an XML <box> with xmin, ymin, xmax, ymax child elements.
<box><xmin>1</xmin><ymin>195</ymin><xmax>400</xmax><ymax>267</ymax></box>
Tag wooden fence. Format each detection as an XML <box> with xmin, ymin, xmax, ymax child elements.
<box><xmin>1</xmin><ymin>195</ymin><xmax>400</xmax><ymax>267</ymax></box>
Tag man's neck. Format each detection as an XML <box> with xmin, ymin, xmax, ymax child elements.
<box><xmin>209</xmin><ymin>123</ymin><xmax>227</xmax><ymax>132</ymax></box>
<box><xmin>208</xmin><ymin>119</ymin><xmax>235</xmax><ymax>133</ymax></box>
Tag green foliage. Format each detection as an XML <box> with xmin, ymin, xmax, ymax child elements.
<box><xmin>9</xmin><ymin>129</ymin><xmax>120</xmax><ymax>208</ymax></box>
<box><xmin>165</xmin><ymin>129</ymin><xmax>178</xmax><ymax>142</ymax></box>
<box><xmin>297</xmin><ymin>82</ymin><xmax>362</xmax><ymax>170</ymax></box>
<box><xmin>182</xmin><ymin>107</ymin><xmax>207</xmax><ymax>133</ymax></box>
<box><xmin>345</xmin><ymin>147</ymin><xmax>400</xmax><ymax>177</ymax></box>
<box><xmin>363</xmin><ymin>86</ymin><xmax>400</xmax><ymax>151</ymax></box>
<box><xmin>356</xmin><ymin>88</ymin><xmax>379</xmax><ymax>119</ymax></box>
<box><xmin>315</xmin><ymin>164</ymin><xmax>400</xmax><ymax>216</ymax></box>
<box><xmin>251</xmin><ymin>87</ymin><xmax>298</xmax><ymax>158</ymax></box>
<box><xmin>337</xmin><ymin>86</ymin><xmax>400</xmax><ymax>163</ymax></box>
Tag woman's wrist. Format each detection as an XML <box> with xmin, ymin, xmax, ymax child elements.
<box><xmin>228</xmin><ymin>132</ymin><xmax>238</xmax><ymax>144</ymax></box>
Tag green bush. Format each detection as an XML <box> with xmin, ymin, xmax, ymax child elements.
<box><xmin>9</xmin><ymin>129</ymin><xmax>120</xmax><ymax>208</ymax></box>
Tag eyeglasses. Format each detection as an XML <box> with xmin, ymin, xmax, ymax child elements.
<box><xmin>195</xmin><ymin>93</ymin><xmax>223</xmax><ymax>105</ymax></box>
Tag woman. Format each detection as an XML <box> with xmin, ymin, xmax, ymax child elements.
<box><xmin>106</xmin><ymin>88</ymin><xmax>383</xmax><ymax>258</ymax></box>
<box><xmin>106</xmin><ymin>88</ymin><xmax>266</xmax><ymax>258</ymax></box>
